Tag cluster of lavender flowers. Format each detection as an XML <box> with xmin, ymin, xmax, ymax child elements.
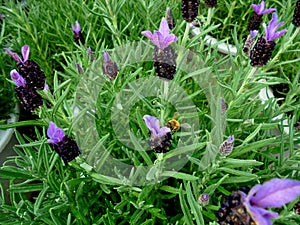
<box><xmin>243</xmin><ymin>1</ymin><xmax>290</xmax><ymax>67</ymax></box>
<box><xmin>5</xmin><ymin>45</ymin><xmax>47</xmax><ymax>112</ymax></box>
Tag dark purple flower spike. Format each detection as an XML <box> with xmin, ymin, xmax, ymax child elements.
<box><xmin>243</xmin><ymin>30</ymin><xmax>258</xmax><ymax>55</ymax></box>
<box><xmin>293</xmin><ymin>0</ymin><xmax>300</xmax><ymax>27</ymax></box>
<box><xmin>250</xmin><ymin>13</ymin><xmax>287</xmax><ymax>67</ymax></box>
<box><xmin>143</xmin><ymin>115</ymin><xmax>172</xmax><ymax>153</ymax></box>
<box><xmin>142</xmin><ymin>18</ymin><xmax>177</xmax><ymax>80</ymax></box>
<box><xmin>198</xmin><ymin>193</ymin><xmax>210</xmax><ymax>206</ymax></box>
<box><xmin>166</xmin><ymin>8</ymin><xmax>174</xmax><ymax>30</ymax></box>
<box><xmin>5</xmin><ymin>45</ymin><xmax>46</xmax><ymax>90</ymax></box>
<box><xmin>47</xmin><ymin>122</ymin><xmax>81</xmax><ymax>165</ymax></box>
<box><xmin>248</xmin><ymin>1</ymin><xmax>275</xmax><ymax>32</ymax></box>
<box><xmin>10</xmin><ymin>69</ymin><xmax>43</xmax><ymax>112</ymax></box>
<box><xmin>241</xmin><ymin>178</ymin><xmax>300</xmax><ymax>225</ymax></box>
<box><xmin>205</xmin><ymin>0</ymin><xmax>217</xmax><ymax>8</ymax></box>
<box><xmin>71</xmin><ymin>20</ymin><xmax>85</xmax><ymax>45</ymax></box>
<box><xmin>181</xmin><ymin>0</ymin><xmax>200</xmax><ymax>23</ymax></box>
<box><xmin>102</xmin><ymin>50</ymin><xmax>118</xmax><ymax>80</ymax></box>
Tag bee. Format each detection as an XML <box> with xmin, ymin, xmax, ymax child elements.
<box><xmin>166</xmin><ymin>119</ymin><xmax>181</xmax><ymax>132</ymax></box>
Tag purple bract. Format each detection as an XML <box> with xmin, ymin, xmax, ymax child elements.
<box><xmin>141</xmin><ymin>17</ymin><xmax>177</xmax><ymax>50</ymax></box>
<box><xmin>4</xmin><ymin>45</ymin><xmax>30</xmax><ymax>63</ymax></box>
<box><xmin>263</xmin><ymin>13</ymin><xmax>287</xmax><ymax>41</ymax></box>
<box><xmin>10</xmin><ymin>69</ymin><xmax>26</xmax><ymax>87</ymax></box>
<box><xmin>71</xmin><ymin>20</ymin><xmax>81</xmax><ymax>34</ymax></box>
<box><xmin>47</xmin><ymin>121</ymin><xmax>65</xmax><ymax>144</ymax></box>
<box><xmin>251</xmin><ymin>1</ymin><xmax>275</xmax><ymax>15</ymax></box>
<box><xmin>143</xmin><ymin>115</ymin><xmax>171</xmax><ymax>137</ymax></box>
<box><xmin>241</xmin><ymin>178</ymin><xmax>300</xmax><ymax>225</ymax></box>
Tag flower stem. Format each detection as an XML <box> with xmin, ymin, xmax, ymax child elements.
<box><xmin>236</xmin><ymin>67</ymin><xmax>258</xmax><ymax>97</ymax></box>
<box><xmin>181</xmin><ymin>22</ymin><xmax>190</xmax><ymax>47</ymax></box>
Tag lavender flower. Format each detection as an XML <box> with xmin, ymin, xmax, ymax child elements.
<box><xmin>181</xmin><ymin>0</ymin><xmax>200</xmax><ymax>23</ymax></box>
<box><xmin>248</xmin><ymin>1</ymin><xmax>275</xmax><ymax>32</ymax></box>
<box><xmin>87</xmin><ymin>47</ymin><xmax>95</xmax><ymax>61</ymax></box>
<box><xmin>10</xmin><ymin>69</ymin><xmax>43</xmax><ymax>112</ymax></box>
<box><xmin>219</xmin><ymin>135</ymin><xmax>234</xmax><ymax>156</ymax></box>
<box><xmin>142</xmin><ymin>18</ymin><xmax>177</xmax><ymax>80</ymax></box>
<box><xmin>243</xmin><ymin>30</ymin><xmax>258</xmax><ymax>55</ymax></box>
<box><xmin>205</xmin><ymin>0</ymin><xmax>217</xmax><ymax>8</ymax></box>
<box><xmin>71</xmin><ymin>20</ymin><xmax>85</xmax><ymax>45</ymax></box>
<box><xmin>293</xmin><ymin>0</ymin><xmax>300</xmax><ymax>27</ymax></box>
<box><xmin>198</xmin><ymin>193</ymin><xmax>209</xmax><ymax>206</ymax></box>
<box><xmin>241</xmin><ymin>178</ymin><xmax>300</xmax><ymax>225</ymax></box>
<box><xmin>47</xmin><ymin>121</ymin><xmax>81</xmax><ymax>164</ymax></box>
<box><xmin>75</xmin><ymin>63</ymin><xmax>84</xmax><ymax>74</ymax></box>
<box><xmin>217</xmin><ymin>179</ymin><xmax>300</xmax><ymax>225</ymax></box>
<box><xmin>102</xmin><ymin>50</ymin><xmax>118</xmax><ymax>80</ymax></box>
<box><xmin>250</xmin><ymin>13</ymin><xmax>287</xmax><ymax>67</ymax></box>
<box><xmin>221</xmin><ymin>98</ymin><xmax>228</xmax><ymax>114</ymax></box>
<box><xmin>5</xmin><ymin>45</ymin><xmax>46</xmax><ymax>90</ymax></box>
<box><xmin>166</xmin><ymin>8</ymin><xmax>174</xmax><ymax>30</ymax></box>
<box><xmin>142</xmin><ymin>17</ymin><xmax>177</xmax><ymax>50</ymax></box>
<box><xmin>143</xmin><ymin>115</ymin><xmax>172</xmax><ymax>153</ymax></box>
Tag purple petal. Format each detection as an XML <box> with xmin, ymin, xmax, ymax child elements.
<box><xmin>158</xmin><ymin>17</ymin><xmax>170</xmax><ymax>37</ymax></box>
<box><xmin>21</xmin><ymin>45</ymin><xmax>30</xmax><ymax>62</ymax></box>
<box><xmin>261</xmin><ymin>8</ymin><xmax>276</xmax><ymax>15</ymax></box>
<box><xmin>270</xmin><ymin>29</ymin><xmax>287</xmax><ymax>40</ymax></box>
<box><xmin>71</xmin><ymin>20</ymin><xmax>81</xmax><ymax>34</ymax></box>
<box><xmin>250</xmin><ymin>178</ymin><xmax>300</xmax><ymax>208</ymax></box>
<box><xmin>158</xmin><ymin>127</ymin><xmax>171</xmax><ymax>136</ymax></box>
<box><xmin>44</xmin><ymin>83</ymin><xmax>49</xmax><ymax>91</ymax></box>
<box><xmin>161</xmin><ymin>34</ymin><xmax>178</xmax><ymax>49</ymax></box>
<box><xmin>245</xmin><ymin>204</ymin><xmax>278</xmax><ymax>225</ymax></box>
<box><xmin>4</xmin><ymin>48</ymin><xmax>22</xmax><ymax>63</ymax></box>
<box><xmin>143</xmin><ymin>115</ymin><xmax>160</xmax><ymax>135</ymax></box>
<box><xmin>151</xmin><ymin>31</ymin><xmax>163</xmax><ymax>49</ymax></box>
<box><xmin>47</xmin><ymin>121</ymin><xmax>65</xmax><ymax>144</ymax></box>
<box><xmin>250</xmin><ymin>30</ymin><xmax>258</xmax><ymax>38</ymax></box>
<box><xmin>103</xmin><ymin>50</ymin><xmax>110</xmax><ymax>62</ymax></box>
<box><xmin>10</xmin><ymin>69</ymin><xmax>26</xmax><ymax>87</ymax></box>
<box><xmin>141</xmin><ymin>30</ymin><xmax>153</xmax><ymax>40</ymax></box>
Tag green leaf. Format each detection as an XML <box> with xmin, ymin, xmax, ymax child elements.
<box><xmin>179</xmin><ymin>184</ymin><xmax>194</xmax><ymax>225</ymax></box>
<box><xmin>160</xmin><ymin>171</ymin><xmax>199</xmax><ymax>181</ymax></box>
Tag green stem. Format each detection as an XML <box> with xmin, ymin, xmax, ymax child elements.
<box><xmin>205</xmin><ymin>7</ymin><xmax>213</xmax><ymax>26</ymax></box>
<box><xmin>181</xmin><ymin>22</ymin><xmax>190</xmax><ymax>47</ymax></box>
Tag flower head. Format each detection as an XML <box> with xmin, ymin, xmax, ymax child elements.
<box><xmin>10</xmin><ymin>69</ymin><xmax>26</xmax><ymax>87</ymax></box>
<box><xmin>166</xmin><ymin>8</ymin><xmax>174</xmax><ymax>30</ymax></box>
<box><xmin>263</xmin><ymin>13</ymin><xmax>287</xmax><ymax>41</ymax></box>
<box><xmin>47</xmin><ymin>121</ymin><xmax>65</xmax><ymax>144</ymax></box>
<box><xmin>219</xmin><ymin>135</ymin><xmax>234</xmax><ymax>156</ymax></box>
<box><xmin>143</xmin><ymin>115</ymin><xmax>171</xmax><ymax>137</ymax></box>
<box><xmin>71</xmin><ymin>20</ymin><xmax>81</xmax><ymax>34</ymax></box>
<box><xmin>251</xmin><ymin>1</ymin><xmax>276</xmax><ymax>15</ymax></box>
<box><xmin>198</xmin><ymin>193</ymin><xmax>210</xmax><ymax>206</ymax></box>
<box><xmin>142</xmin><ymin>17</ymin><xmax>177</xmax><ymax>50</ymax></box>
<box><xmin>241</xmin><ymin>178</ymin><xmax>300</xmax><ymax>225</ymax></box>
<box><xmin>4</xmin><ymin>45</ymin><xmax>30</xmax><ymax>63</ymax></box>
<box><xmin>102</xmin><ymin>50</ymin><xmax>118</xmax><ymax>80</ymax></box>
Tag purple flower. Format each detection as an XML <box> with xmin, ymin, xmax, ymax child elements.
<box><xmin>102</xmin><ymin>50</ymin><xmax>118</xmax><ymax>80</ymax></box>
<box><xmin>47</xmin><ymin>121</ymin><xmax>65</xmax><ymax>144</ymax></box>
<box><xmin>241</xmin><ymin>178</ymin><xmax>300</xmax><ymax>225</ymax></box>
<box><xmin>75</xmin><ymin>63</ymin><xmax>84</xmax><ymax>74</ymax></box>
<box><xmin>250</xmin><ymin>30</ymin><xmax>258</xmax><ymax>38</ymax></box>
<box><xmin>142</xmin><ymin>17</ymin><xmax>177</xmax><ymax>50</ymax></box>
<box><xmin>87</xmin><ymin>47</ymin><xmax>95</xmax><ymax>61</ymax></box>
<box><xmin>251</xmin><ymin>1</ymin><xmax>275</xmax><ymax>15</ymax></box>
<box><xmin>198</xmin><ymin>193</ymin><xmax>209</xmax><ymax>206</ymax></box>
<box><xmin>263</xmin><ymin>13</ymin><xmax>287</xmax><ymax>41</ymax></box>
<box><xmin>10</xmin><ymin>69</ymin><xmax>26</xmax><ymax>87</ymax></box>
<box><xmin>166</xmin><ymin>8</ymin><xmax>174</xmax><ymax>30</ymax></box>
<box><xmin>143</xmin><ymin>115</ymin><xmax>171</xmax><ymax>137</ymax></box>
<box><xmin>71</xmin><ymin>20</ymin><xmax>81</xmax><ymax>34</ymax></box>
<box><xmin>4</xmin><ymin>45</ymin><xmax>30</xmax><ymax>63</ymax></box>
<box><xmin>219</xmin><ymin>135</ymin><xmax>234</xmax><ymax>156</ymax></box>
